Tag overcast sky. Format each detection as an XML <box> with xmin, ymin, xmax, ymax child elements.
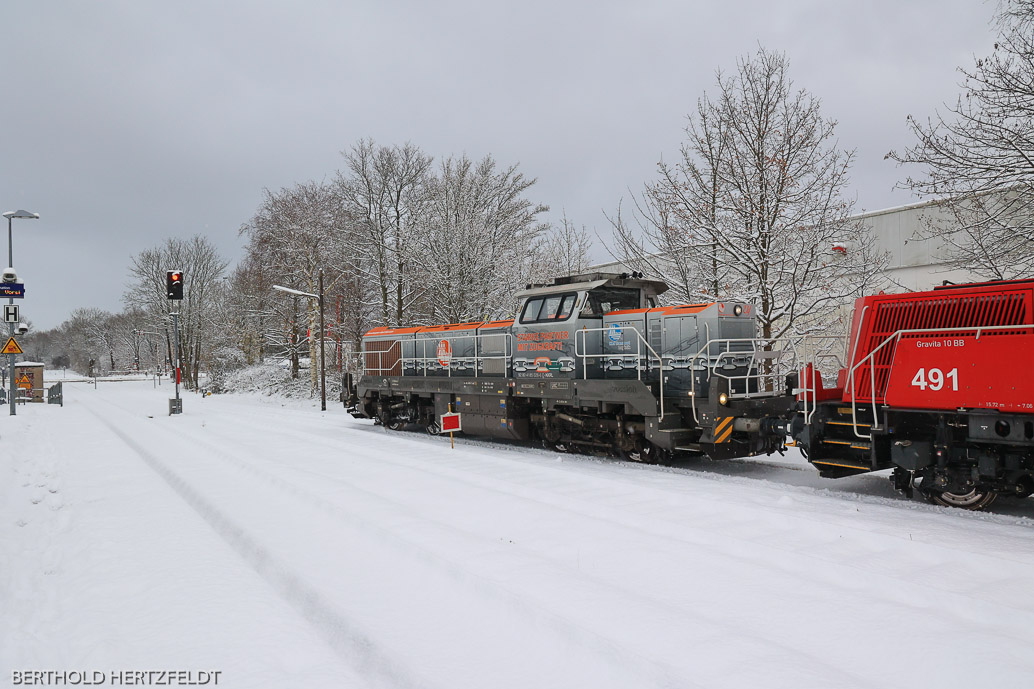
<box><xmin>0</xmin><ymin>0</ymin><xmax>999</xmax><ymax>330</ymax></box>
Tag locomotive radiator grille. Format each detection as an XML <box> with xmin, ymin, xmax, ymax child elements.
<box><xmin>364</xmin><ymin>339</ymin><xmax>402</xmax><ymax>376</ymax></box>
<box><xmin>854</xmin><ymin>289</ymin><xmax>1030</xmax><ymax>403</ymax></box>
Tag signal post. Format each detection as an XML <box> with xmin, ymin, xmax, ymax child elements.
<box><xmin>167</xmin><ymin>270</ymin><xmax>183</xmax><ymax>415</ymax></box>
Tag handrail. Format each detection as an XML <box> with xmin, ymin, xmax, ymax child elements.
<box><xmin>799</xmin><ymin>335</ymin><xmax>847</xmax><ymax>425</ymax></box>
<box><xmin>687</xmin><ymin>337</ymin><xmax>796</xmax><ymax>424</ymax></box>
<box><xmin>362</xmin><ymin>330</ymin><xmax>514</xmax><ymax>378</ymax></box>
<box><xmin>845</xmin><ymin>322</ymin><xmax>1034</xmax><ymax>440</ymax></box>
<box><xmin>574</xmin><ymin>326</ymin><xmax>666</xmax><ymax>421</ymax></box>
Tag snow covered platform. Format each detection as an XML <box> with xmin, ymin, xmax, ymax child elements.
<box><xmin>3</xmin><ymin>379</ymin><xmax>1034</xmax><ymax>688</ymax></box>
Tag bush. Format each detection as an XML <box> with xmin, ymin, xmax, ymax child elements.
<box><xmin>211</xmin><ymin>361</ymin><xmax>343</xmax><ymax>400</ymax></box>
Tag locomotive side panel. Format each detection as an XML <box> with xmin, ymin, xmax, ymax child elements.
<box><xmin>415</xmin><ymin>322</ymin><xmax>481</xmax><ymax>377</ymax></box>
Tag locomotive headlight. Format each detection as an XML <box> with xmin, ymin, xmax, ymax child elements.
<box><xmin>718</xmin><ymin>392</ymin><xmax>728</xmax><ymax>405</ymax></box>
<box><xmin>733</xmin><ymin>304</ymin><xmax>743</xmax><ymax>316</ymax></box>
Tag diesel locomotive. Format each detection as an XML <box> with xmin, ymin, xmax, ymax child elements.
<box><xmin>345</xmin><ymin>272</ymin><xmax>1034</xmax><ymax>510</ymax></box>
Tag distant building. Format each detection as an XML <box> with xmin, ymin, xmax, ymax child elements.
<box><xmin>853</xmin><ymin>199</ymin><xmax>977</xmax><ymax>292</ymax></box>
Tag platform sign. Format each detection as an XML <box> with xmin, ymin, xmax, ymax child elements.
<box><xmin>1</xmin><ymin>337</ymin><xmax>23</xmax><ymax>355</ymax></box>
<box><xmin>4</xmin><ymin>305</ymin><xmax>18</xmax><ymax>323</ymax></box>
<box><xmin>0</xmin><ymin>283</ymin><xmax>25</xmax><ymax>299</ymax></box>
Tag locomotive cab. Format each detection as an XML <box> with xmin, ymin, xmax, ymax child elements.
<box><xmin>510</xmin><ymin>273</ymin><xmax>667</xmax><ymax>379</ymax></box>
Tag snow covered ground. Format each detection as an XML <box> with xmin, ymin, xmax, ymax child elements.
<box><xmin>3</xmin><ymin>375</ymin><xmax>1034</xmax><ymax>689</ymax></box>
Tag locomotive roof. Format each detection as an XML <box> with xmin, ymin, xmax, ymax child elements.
<box><xmin>515</xmin><ymin>273</ymin><xmax>668</xmax><ymax>299</ymax></box>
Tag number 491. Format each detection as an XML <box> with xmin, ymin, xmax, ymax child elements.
<box><xmin>911</xmin><ymin>367</ymin><xmax>958</xmax><ymax>391</ymax></box>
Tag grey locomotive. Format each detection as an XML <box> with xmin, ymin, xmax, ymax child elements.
<box><xmin>346</xmin><ymin>272</ymin><xmax>793</xmax><ymax>463</ymax></box>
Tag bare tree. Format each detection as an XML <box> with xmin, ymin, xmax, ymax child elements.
<box><xmin>613</xmin><ymin>47</ymin><xmax>884</xmax><ymax>342</ymax></box>
<box><xmin>543</xmin><ymin>212</ymin><xmax>594</xmax><ymax>278</ymax></box>
<box><xmin>124</xmin><ymin>235</ymin><xmax>229</xmax><ymax>389</ymax></box>
<box><xmin>240</xmin><ymin>181</ymin><xmax>352</xmax><ymax>394</ymax></box>
<box><xmin>891</xmin><ymin>1</ymin><xmax>1034</xmax><ymax>278</ymax></box>
<box><xmin>415</xmin><ymin>154</ymin><xmax>550</xmax><ymax>323</ymax></box>
<box><xmin>337</xmin><ymin>140</ymin><xmax>432</xmax><ymax>327</ymax></box>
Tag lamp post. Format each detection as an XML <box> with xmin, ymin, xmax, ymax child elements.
<box><xmin>273</xmin><ymin>270</ymin><xmax>326</xmax><ymax>411</ymax></box>
<box><xmin>2</xmin><ymin>210</ymin><xmax>39</xmax><ymax>416</ymax></box>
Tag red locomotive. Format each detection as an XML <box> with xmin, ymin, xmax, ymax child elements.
<box><xmin>793</xmin><ymin>279</ymin><xmax>1034</xmax><ymax>509</ymax></box>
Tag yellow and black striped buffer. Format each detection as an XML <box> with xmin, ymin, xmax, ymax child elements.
<box><xmin>714</xmin><ymin>416</ymin><xmax>734</xmax><ymax>443</ymax></box>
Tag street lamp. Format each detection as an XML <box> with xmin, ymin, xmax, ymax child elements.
<box><xmin>272</xmin><ymin>270</ymin><xmax>326</xmax><ymax>411</ymax></box>
<box><xmin>2</xmin><ymin>209</ymin><xmax>38</xmax><ymax>416</ymax></box>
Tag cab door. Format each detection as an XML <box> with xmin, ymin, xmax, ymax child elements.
<box><xmin>511</xmin><ymin>292</ymin><xmax>579</xmax><ymax>378</ymax></box>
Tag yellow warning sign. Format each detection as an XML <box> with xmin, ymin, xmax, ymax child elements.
<box><xmin>1</xmin><ymin>337</ymin><xmax>23</xmax><ymax>355</ymax></box>
<box><xmin>16</xmin><ymin>373</ymin><xmax>30</xmax><ymax>390</ymax></box>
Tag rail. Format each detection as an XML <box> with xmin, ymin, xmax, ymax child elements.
<box><xmin>844</xmin><ymin>322</ymin><xmax>1034</xmax><ymax>440</ymax></box>
<box><xmin>574</xmin><ymin>326</ymin><xmax>666</xmax><ymax>421</ymax></box>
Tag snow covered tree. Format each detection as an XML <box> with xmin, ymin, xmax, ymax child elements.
<box><xmin>613</xmin><ymin>47</ymin><xmax>884</xmax><ymax>342</ymax></box>
<box><xmin>124</xmin><ymin>235</ymin><xmax>229</xmax><ymax>389</ymax></box>
<box><xmin>542</xmin><ymin>212</ymin><xmax>594</xmax><ymax>278</ymax></box>
<box><xmin>890</xmin><ymin>0</ymin><xmax>1034</xmax><ymax>279</ymax></box>
<box><xmin>337</xmin><ymin>140</ymin><xmax>432</xmax><ymax>327</ymax></box>
<box><xmin>240</xmin><ymin>181</ymin><xmax>352</xmax><ymax>394</ymax></box>
<box><xmin>415</xmin><ymin>154</ymin><xmax>550</xmax><ymax>323</ymax></box>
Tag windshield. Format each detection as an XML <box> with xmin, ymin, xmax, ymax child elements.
<box><xmin>519</xmin><ymin>292</ymin><xmax>578</xmax><ymax>324</ymax></box>
<box><xmin>582</xmin><ymin>288</ymin><xmax>640</xmax><ymax>317</ymax></box>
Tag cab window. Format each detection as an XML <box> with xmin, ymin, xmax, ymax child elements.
<box><xmin>582</xmin><ymin>288</ymin><xmax>641</xmax><ymax>317</ymax></box>
<box><xmin>520</xmin><ymin>292</ymin><xmax>577</xmax><ymax>323</ymax></box>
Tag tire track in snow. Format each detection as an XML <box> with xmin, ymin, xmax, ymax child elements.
<box><xmin>84</xmin><ymin>391</ymin><xmax>708</xmax><ymax>688</ymax></box>
<box><xmin>84</xmin><ymin>407</ymin><xmax>428</xmax><ymax>689</ymax></box>
<box><xmin>84</xmin><ymin>394</ymin><xmax>889</xmax><ymax>689</ymax></box>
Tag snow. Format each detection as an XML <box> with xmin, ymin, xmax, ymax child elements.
<box><xmin>4</xmin><ymin>376</ymin><xmax>1034</xmax><ymax>688</ymax></box>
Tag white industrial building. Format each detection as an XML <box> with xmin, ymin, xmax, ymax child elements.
<box><xmin>854</xmin><ymin>199</ymin><xmax>977</xmax><ymax>291</ymax></box>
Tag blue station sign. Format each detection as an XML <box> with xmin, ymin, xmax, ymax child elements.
<box><xmin>0</xmin><ymin>283</ymin><xmax>25</xmax><ymax>299</ymax></box>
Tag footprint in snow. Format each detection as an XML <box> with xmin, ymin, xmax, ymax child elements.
<box><xmin>15</xmin><ymin>519</ymin><xmax>28</xmax><ymax>527</ymax></box>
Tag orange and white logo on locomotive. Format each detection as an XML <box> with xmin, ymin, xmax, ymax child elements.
<box><xmin>437</xmin><ymin>339</ymin><xmax>452</xmax><ymax>367</ymax></box>
<box><xmin>533</xmin><ymin>356</ymin><xmax>551</xmax><ymax>372</ymax></box>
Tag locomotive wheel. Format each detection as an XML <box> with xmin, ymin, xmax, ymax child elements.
<box><xmin>927</xmin><ymin>487</ymin><xmax>997</xmax><ymax>510</ymax></box>
<box><xmin>386</xmin><ymin>419</ymin><xmax>407</xmax><ymax>431</ymax></box>
<box><xmin>425</xmin><ymin>418</ymin><xmax>441</xmax><ymax>435</ymax></box>
<box><xmin>544</xmin><ymin>439</ymin><xmax>570</xmax><ymax>453</ymax></box>
<box><xmin>620</xmin><ymin>440</ymin><xmax>663</xmax><ymax>465</ymax></box>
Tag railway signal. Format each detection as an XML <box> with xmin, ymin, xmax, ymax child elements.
<box><xmin>166</xmin><ymin>270</ymin><xmax>184</xmax><ymax>300</ymax></box>
<box><xmin>166</xmin><ymin>270</ymin><xmax>184</xmax><ymax>414</ymax></box>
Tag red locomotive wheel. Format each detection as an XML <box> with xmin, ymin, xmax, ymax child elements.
<box><xmin>927</xmin><ymin>487</ymin><xmax>997</xmax><ymax>510</ymax></box>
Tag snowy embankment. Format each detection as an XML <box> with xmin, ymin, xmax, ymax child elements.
<box><xmin>3</xmin><ymin>377</ymin><xmax>1034</xmax><ymax>689</ymax></box>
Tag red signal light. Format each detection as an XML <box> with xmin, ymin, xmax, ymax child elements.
<box><xmin>166</xmin><ymin>270</ymin><xmax>184</xmax><ymax>300</ymax></box>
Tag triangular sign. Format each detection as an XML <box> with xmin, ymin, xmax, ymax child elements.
<box><xmin>1</xmin><ymin>337</ymin><xmax>23</xmax><ymax>355</ymax></box>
